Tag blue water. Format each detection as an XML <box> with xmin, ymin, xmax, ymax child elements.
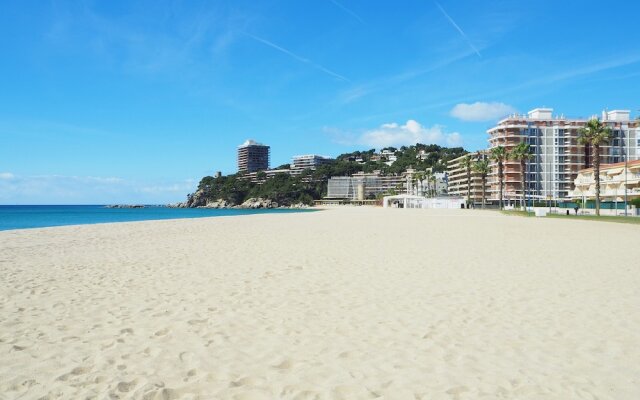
<box><xmin>0</xmin><ymin>205</ymin><xmax>314</xmax><ymax>231</ymax></box>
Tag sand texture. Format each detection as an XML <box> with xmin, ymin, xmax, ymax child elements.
<box><xmin>0</xmin><ymin>208</ymin><xmax>639</xmax><ymax>399</ymax></box>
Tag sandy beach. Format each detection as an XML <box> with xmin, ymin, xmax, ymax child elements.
<box><xmin>0</xmin><ymin>207</ymin><xmax>638</xmax><ymax>400</ymax></box>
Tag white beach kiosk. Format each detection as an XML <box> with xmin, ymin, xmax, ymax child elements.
<box><xmin>382</xmin><ymin>168</ymin><xmax>466</xmax><ymax>209</ymax></box>
<box><xmin>382</xmin><ymin>194</ymin><xmax>465</xmax><ymax>209</ymax></box>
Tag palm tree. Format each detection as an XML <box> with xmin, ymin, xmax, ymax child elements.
<box><xmin>423</xmin><ymin>170</ymin><xmax>432</xmax><ymax>197</ymax></box>
<box><xmin>413</xmin><ymin>171</ymin><xmax>425</xmax><ymax>196</ymax></box>
<box><xmin>509</xmin><ymin>143</ymin><xmax>534</xmax><ymax>210</ymax></box>
<box><xmin>578</xmin><ymin>118</ymin><xmax>612</xmax><ymax>216</ymax></box>
<box><xmin>472</xmin><ymin>159</ymin><xmax>490</xmax><ymax>209</ymax></box>
<box><xmin>490</xmin><ymin>146</ymin><xmax>507</xmax><ymax>209</ymax></box>
<box><xmin>461</xmin><ymin>155</ymin><xmax>473</xmax><ymax>208</ymax></box>
<box><xmin>429</xmin><ymin>174</ymin><xmax>437</xmax><ymax>197</ymax></box>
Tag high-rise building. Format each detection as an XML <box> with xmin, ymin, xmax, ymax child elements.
<box><xmin>237</xmin><ymin>139</ymin><xmax>270</xmax><ymax>173</ymax></box>
<box><xmin>290</xmin><ymin>154</ymin><xmax>334</xmax><ymax>175</ymax></box>
<box><xmin>487</xmin><ymin>108</ymin><xmax>640</xmax><ymax>202</ymax></box>
<box><xmin>446</xmin><ymin>151</ymin><xmax>490</xmax><ymax>204</ymax></box>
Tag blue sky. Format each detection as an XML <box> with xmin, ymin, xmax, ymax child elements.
<box><xmin>1</xmin><ymin>0</ymin><xmax>639</xmax><ymax>204</ymax></box>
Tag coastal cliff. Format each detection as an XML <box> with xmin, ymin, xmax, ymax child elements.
<box><xmin>169</xmin><ymin>188</ymin><xmax>306</xmax><ymax>209</ymax></box>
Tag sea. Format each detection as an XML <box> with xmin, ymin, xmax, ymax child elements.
<box><xmin>0</xmin><ymin>205</ymin><xmax>314</xmax><ymax>231</ymax></box>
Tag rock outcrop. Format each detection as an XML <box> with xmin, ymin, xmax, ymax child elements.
<box><xmin>201</xmin><ymin>199</ymin><xmax>231</xmax><ymax>209</ymax></box>
<box><xmin>168</xmin><ymin>191</ymin><xmax>309</xmax><ymax>209</ymax></box>
<box><xmin>239</xmin><ymin>198</ymin><xmax>278</xmax><ymax>209</ymax></box>
<box><xmin>168</xmin><ymin>188</ymin><xmax>211</xmax><ymax>208</ymax></box>
<box><xmin>289</xmin><ymin>202</ymin><xmax>310</xmax><ymax>209</ymax></box>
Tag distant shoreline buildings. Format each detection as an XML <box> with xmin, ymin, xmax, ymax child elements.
<box><xmin>232</xmin><ymin>107</ymin><xmax>640</xmax><ymax>209</ymax></box>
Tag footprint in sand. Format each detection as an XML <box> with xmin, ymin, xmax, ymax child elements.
<box><xmin>154</xmin><ymin>328</ymin><xmax>170</xmax><ymax>337</ymax></box>
<box><xmin>179</xmin><ymin>351</ymin><xmax>195</xmax><ymax>363</ymax></box>
<box><xmin>187</xmin><ymin>318</ymin><xmax>208</xmax><ymax>325</ymax></box>
<box><xmin>57</xmin><ymin>366</ymin><xmax>92</xmax><ymax>381</ymax></box>
<box><xmin>142</xmin><ymin>387</ymin><xmax>182</xmax><ymax>400</ymax></box>
<box><xmin>272</xmin><ymin>358</ymin><xmax>294</xmax><ymax>370</ymax></box>
<box><xmin>117</xmin><ymin>379</ymin><xmax>138</xmax><ymax>392</ymax></box>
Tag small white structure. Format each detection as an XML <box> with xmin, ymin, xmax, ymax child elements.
<box><xmin>383</xmin><ymin>194</ymin><xmax>426</xmax><ymax>209</ymax></box>
<box><xmin>534</xmin><ymin>209</ymin><xmax>548</xmax><ymax>217</ymax></box>
<box><xmin>382</xmin><ymin>195</ymin><xmax>465</xmax><ymax>209</ymax></box>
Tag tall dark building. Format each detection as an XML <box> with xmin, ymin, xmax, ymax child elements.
<box><xmin>237</xmin><ymin>139</ymin><xmax>270</xmax><ymax>173</ymax></box>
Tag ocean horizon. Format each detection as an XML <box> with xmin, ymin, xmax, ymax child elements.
<box><xmin>0</xmin><ymin>205</ymin><xmax>314</xmax><ymax>231</ymax></box>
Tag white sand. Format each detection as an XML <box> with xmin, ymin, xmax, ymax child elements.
<box><xmin>0</xmin><ymin>208</ymin><xmax>638</xmax><ymax>400</ymax></box>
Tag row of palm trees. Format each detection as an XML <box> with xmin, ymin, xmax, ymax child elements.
<box><xmin>413</xmin><ymin>170</ymin><xmax>439</xmax><ymax>197</ymax></box>
<box><xmin>462</xmin><ymin>117</ymin><xmax>611</xmax><ymax>215</ymax></box>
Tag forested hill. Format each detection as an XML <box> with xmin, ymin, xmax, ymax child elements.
<box><xmin>177</xmin><ymin>144</ymin><xmax>468</xmax><ymax>207</ymax></box>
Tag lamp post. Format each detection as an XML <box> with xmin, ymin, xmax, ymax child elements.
<box><xmin>624</xmin><ymin>127</ymin><xmax>628</xmax><ymax>216</ymax></box>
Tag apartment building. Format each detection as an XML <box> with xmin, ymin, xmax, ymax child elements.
<box><xmin>570</xmin><ymin>159</ymin><xmax>640</xmax><ymax>202</ymax></box>
<box><xmin>325</xmin><ymin>172</ymin><xmax>405</xmax><ymax>200</ymax></box>
<box><xmin>237</xmin><ymin>139</ymin><xmax>270</xmax><ymax>173</ymax></box>
<box><xmin>446</xmin><ymin>151</ymin><xmax>490</xmax><ymax>204</ymax></box>
<box><xmin>290</xmin><ymin>154</ymin><xmax>334</xmax><ymax>175</ymax></box>
<box><xmin>487</xmin><ymin>108</ymin><xmax>640</xmax><ymax>202</ymax></box>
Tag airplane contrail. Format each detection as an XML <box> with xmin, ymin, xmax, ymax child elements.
<box><xmin>434</xmin><ymin>1</ymin><xmax>481</xmax><ymax>57</ymax></box>
<box><xmin>328</xmin><ymin>0</ymin><xmax>365</xmax><ymax>24</ymax></box>
<box><xmin>241</xmin><ymin>32</ymin><xmax>351</xmax><ymax>82</ymax></box>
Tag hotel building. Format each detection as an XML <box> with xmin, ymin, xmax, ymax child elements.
<box><xmin>487</xmin><ymin>108</ymin><xmax>640</xmax><ymax>202</ymax></box>
<box><xmin>290</xmin><ymin>154</ymin><xmax>335</xmax><ymax>175</ymax></box>
<box><xmin>446</xmin><ymin>151</ymin><xmax>490</xmax><ymax>204</ymax></box>
<box><xmin>237</xmin><ymin>140</ymin><xmax>270</xmax><ymax>173</ymax></box>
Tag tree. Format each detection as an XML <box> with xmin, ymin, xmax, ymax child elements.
<box><xmin>423</xmin><ymin>170</ymin><xmax>432</xmax><ymax>197</ymax></box>
<box><xmin>509</xmin><ymin>143</ymin><xmax>534</xmax><ymax>210</ymax></box>
<box><xmin>460</xmin><ymin>155</ymin><xmax>474</xmax><ymax>208</ymax></box>
<box><xmin>429</xmin><ymin>173</ymin><xmax>437</xmax><ymax>197</ymax></box>
<box><xmin>490</xmin><ymin>146</ymin><xmax>507</xmax><ymax>209</ymax></box>
<box><xmin>578</xmin><ymin>118</ymin><xmax>612</xmax><ymax>216</ymax></box>
<box><xmin>472</xmin><ymin>159</ymin><xmax>490</xmax><ymax>209</ymax></box>
<box><xmin>413</xmin><ymin>171</ymin><xmax>425</xmax><ymax>196</ymax></box>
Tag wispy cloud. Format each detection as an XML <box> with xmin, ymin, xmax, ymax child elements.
<box><xmin>434</xmin><ymin>1</ymin><xmax>481</xmax><ymax>58</ymax></box>
<box><xmin>469</xmin><ymin>54</ymin><xmax>640</xmax><ymax>101</ymax></box>
<box><xmin>241</xmin><ymin>32</ymin><xmax>350</xmax><ymax>82</ymax></box>
<box><xmin>338</xmin><ymin>49</ymin><xmax>477</xmax><ymax>104</ymax></box>
<box><xmin>327</xmin><ymin>0</ymin><xmax>364</xmax><ymax>24</ymax></box>
<box><xmin>345</xmin><ymin>54</ymin><xmax>640</xmax><ymax>125</ymax></box>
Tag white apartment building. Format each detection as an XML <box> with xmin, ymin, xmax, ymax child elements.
<box><xmin>326</xmin><ymin>172</ymin><xmax>405</xmax><ymax>200</ymax></box>
<box><xmin>487</xmin><ymin>108</ymin><xmax>640</xmax><ymax>202</ymax></box>
<box><xmin>446</xmin><ymin>151</ymin><xmax>490</xmax><ymax>204</ymax></box>
<box><xmin>570</xmin><ymin>159</ymin><xmax>640</xmax><ymax>202</ymax></box>
<box><xmin>290</xmin><ymin>154</ymin><xmax>334</xmax><ymax>175</ymax></box>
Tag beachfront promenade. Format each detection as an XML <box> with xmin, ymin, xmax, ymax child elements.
<box><xmin>1</xmin><ymin>208</ymin><xmax>638</xmax><ymax>399</ymax></box>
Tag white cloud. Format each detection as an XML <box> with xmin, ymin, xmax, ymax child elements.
<box><xmin>340</xmin><ymin>119</ymin><xmax>463</xmax><ymax>148</ymax></box>
<box><xmin>450</xmin><ymin>102</ymin><xmax>516</xmax><ymax>122</ymax></box>
<box><xmin>0</xmin><ymin>172</ymin><xmax>15</xmax><ymax>180</ymax></box>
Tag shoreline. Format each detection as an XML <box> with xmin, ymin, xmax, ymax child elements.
<box><xmin>0</xmin><ymin>206</ymin><xmax>318</xmax><ymax>233</ymax></box>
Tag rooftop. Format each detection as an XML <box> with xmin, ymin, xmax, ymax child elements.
<box><xmin>238</xmin><ymin>139</ymin><xmax>268</xmax><ymax>148</ymax></box>
<box><xmin>579</xmin><ymin>159</ymin><xmax>640</xmax><ymax>173</ymax></box>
